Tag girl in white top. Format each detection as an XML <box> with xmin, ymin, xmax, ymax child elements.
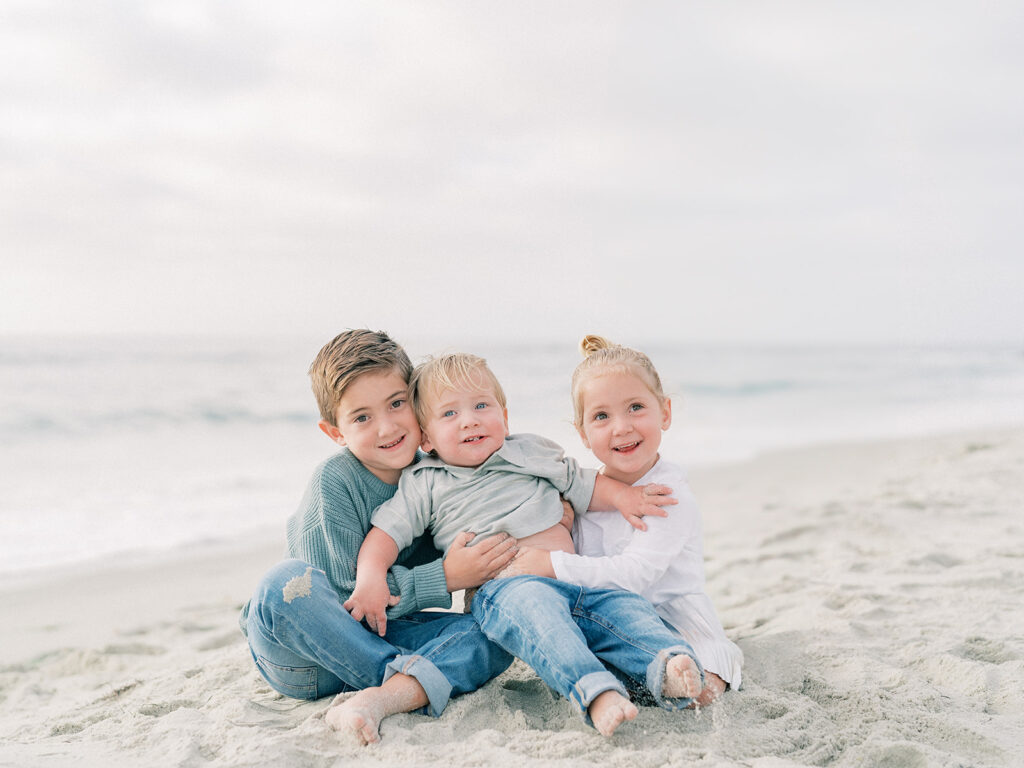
<box><xmin>511</xmin><ymin>335</ymin><xmax>742</xmax><ymax>704</ymax></box>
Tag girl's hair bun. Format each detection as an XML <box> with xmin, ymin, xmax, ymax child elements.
<box><xmin>580</xmin><ymin>334</ymin><xmax>614</xmax><ymax>357</ymax></box>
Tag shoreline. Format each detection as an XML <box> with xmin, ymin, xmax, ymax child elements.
<box><xmin>0</xmin><ymin>533</ymin><xmax>283</xmax><ymax>664</ymax></box>
<box><xmin>5</xmin><ymin>422</ymin><xmax>1022</xmax><ymax>594</ymax></box>
<box><xmin>2</xmin><ymin>426</ymin><xmax>1023</xmax><ymax>766</ymax></box>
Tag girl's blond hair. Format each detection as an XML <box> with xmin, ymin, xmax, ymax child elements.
<box><xmin>571</xmin><ymin>334</ymin><xmax>666</xmax><ymax>428</ymax></box>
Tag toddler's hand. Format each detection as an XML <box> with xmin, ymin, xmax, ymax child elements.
<box><xmin>344</xmin><ymin>581</ymin><xmax>400</xmax><ymax>637</ymax></box>
<box><xmin>616</xmin><ymin>483</ymin><xmax>676</xmax><ymax>531</ymax></box>
<box><xmin>444</xmin><ymin>531</ymin><xmax>519</xmax><ymax>591</ymax></box>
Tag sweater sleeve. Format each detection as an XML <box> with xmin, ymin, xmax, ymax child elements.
<box><xmin>384</xmin><ymin>555</ymin><xmax>451</xmax><ymax>617</ymax></box>
<box><xmin>289</xmin><ymin>458</ymin><xmax>452</xmax><ymax>617</ymax></box>
<box><xmin>549</xmin><ymin>484</ymin><xmax>704</xmax><ymax>595</ymax></box>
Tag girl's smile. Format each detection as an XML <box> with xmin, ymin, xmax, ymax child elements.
<box><xmin>577</xmin><ymin>372</ymin><xmax>671</xmax><ymax>486</ymax></box>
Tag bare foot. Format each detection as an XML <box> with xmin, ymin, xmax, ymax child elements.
<box><xmin>662</xmin><ymin>654</ymin><xmax>703</xmax><ymax>699</ymax></box>
<box><xmin>588</xmin><ymin>690</ymin><xmax>638</xmax><ymax>736</ymax></box>
<box><xmin>324</xmin><ymin>672</ymin><xmax>428</xmax><ymax>745</ymax></box>
<box><xmin>691</xmin><ymin>672</ymin><xmax>726</xmax><ymax>708</ymax></box>
<box><xmin>325</xmin><ymin>689</ymin><xmax>385</xmax><ymax>745</ymax></box>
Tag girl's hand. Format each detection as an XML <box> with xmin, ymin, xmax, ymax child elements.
<box><xmin>615</xmin><ymin>483</ymin><xmax>676</xmax><ymax>531</ymax></box>
<box><xmin>344</xmin><ymin>581</ymin><xmax>400</xmax><ymax>637</ymax></box>
<box><xmin>444</xmin><ymin>531</ymin><xmax>519</xmax><ymax>591</ymax></box>
<box><xmin>493</xmin><ymin>547</ymin><xmax>554</xmax><ymax>579</ymax></box>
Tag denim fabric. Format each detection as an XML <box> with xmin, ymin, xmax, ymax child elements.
<box><xmin>472</xmin><ymin>575</ymin><xmax>702</xmax><ymax>722</ymax></box>
<box><xmin>245</xmin><ymin>559</ymin><xmax>512</xmax><ymax>716</ymax></box>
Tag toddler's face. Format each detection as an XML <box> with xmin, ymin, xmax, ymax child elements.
<box><xmin>577</xmin><ymin>371</ymin><xmax>670</xmax><ymax>485</ymax></box>
<box><xmin>420</xmin><ymin>375</ymin><xmax>509</xmax><ymax>468</ymax></box>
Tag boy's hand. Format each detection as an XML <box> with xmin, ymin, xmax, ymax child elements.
<box><xmin>615</xmin><ymin>483</ymin><xmax>676</xmax><ymax>531</ymax></box>
<box><xmin>444</xmin><ymin>531</ymin><xmax>519</xmax><ymax>591</ymax></box>
<box><xmin>344</xmin><ymin>582</ymin><xmax>400</xmax><ymax>637</ymax></box>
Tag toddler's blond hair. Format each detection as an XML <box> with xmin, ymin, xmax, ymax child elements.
<box><xmin>410</xmin><ymin>352</ymin><xmax>507</xmax><ymax>426</ymax></box>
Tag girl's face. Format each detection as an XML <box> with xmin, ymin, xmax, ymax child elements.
<box><xmin>577</xmin><ymin>371</ymin><xmax>671</xmax><ymax>486</ymax></box>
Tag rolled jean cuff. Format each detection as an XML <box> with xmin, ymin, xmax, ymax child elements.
<box><xmin>383</xmin><ymin>654</ymin><xmax>452</xmax><ymax>718</ymax></box>
<box><xmin>645</xmin><ymin>645</ymin><xmax>704</xmax><ymax>711</ymax></box>
<box><xmin>572</xmin><ymin>671</ymin><xmax>629</xmax><ymax>724</ymax></box>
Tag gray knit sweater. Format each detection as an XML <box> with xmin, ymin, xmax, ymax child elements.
<box><xmin>239</xmin><ymin>450</ymin><xmax>451</xmax><ymax>632</ymax></box>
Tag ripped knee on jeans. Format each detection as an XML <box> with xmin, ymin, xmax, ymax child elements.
<box><xmin>282</xmin><ymin>567</ymin><xmax>314</xmax><ymax>603</ymax></box>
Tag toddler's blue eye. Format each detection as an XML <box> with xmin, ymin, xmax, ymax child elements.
<box><xmin>355</xmin><ymin>415</ymin><xmax>369</xmax><ymax>423</ymax></box>
<box><xmin>594</xmin><ymin>412</ymin><xmax>608</xmax><ymax>421</ymax></box>
<box><xmin>443</xmin><ymin>410</ymin><xmax>456</xmax><ymax>418</ymax></box>
<box><xmin>630</xmin><ymin>403</ymin><xmax>644</xmax><ymax>412</ymax></box>
<box><xmin>391</xmin><ymin>399</ymin><xmax>405</xmax><ymax>409</ymax></box>
<box><xmin>475</xmin><ymin>402</ymin><xmax>487</xmax><ymax>410</ymax></box>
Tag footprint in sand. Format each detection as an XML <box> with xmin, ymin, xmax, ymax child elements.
<box><xmin>760</xmin><ymin>524</ymin><xmax>819</xmax><ymax>546</ymax></box>
<box><xmin>101</xmin><ymin>643</ymin><xmax>166</xmax><ymax>656</ymax></box>
<box><xmin>908</xmin><ymin>552</ymin><xmax>963</xmax><ymax>569</ymax></box>
<box><xmin>501</xmin><ymin>677</ymin><xmax>553</xmax><ymax>703</ymax></box>
<box><xmin>952</xmin><ymin>636</ymin><xmax>1017</xmax><ymax>664</ymax></box>
<box><xmin>49</xmin><ymin>712</ymin><xmax>108</xmax><ymax>736</ymax></box>
<box><xmin>758</xmin><ymin>700</ymin><xmax>788</xmax><ymax>720</ymax></box>
<box><xmin>197</xmin><ymin>632</ymin><xmax>243</xmax><ymax>651</ymax></box>
<box><xmin>178</xmin><ymin>621</ymin><xmax>218</xmax><ymax>634</ymax></box>
<box><xmin>139</xmin><ymin>699</ymin><xmax>194</xmax><ymax>717</ymax></box>
<box><xmin>863</xmin><ymin>743</ymin><xmax>929</xmax><ymax>768</ymax></box>
<box><xmin>500</xmin><ymin>678</ymin><xmax>562</xmax><ymax>729</ymax></box>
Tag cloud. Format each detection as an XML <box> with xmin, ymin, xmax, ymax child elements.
<box><xmin>1</xmin><ymin>0</ymin><xmax>1022</xmax><ymax>344</ymax></box>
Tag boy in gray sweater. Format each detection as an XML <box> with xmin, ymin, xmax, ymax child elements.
<box><xmin>241</xmin><ymin>332</ymin><xmax>517</xmax><ymax>746</ymax></box>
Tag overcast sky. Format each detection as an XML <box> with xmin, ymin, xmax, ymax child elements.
<box><xmin>2</xmin><ymin>0</ymin><xmax>1021</xmax><ymax>345</ymax></box>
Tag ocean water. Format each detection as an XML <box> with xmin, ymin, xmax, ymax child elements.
<box><xmin>2</xmin><ymin>335</ymin><xmax>1023</xmax><ymax>579</ymax></box>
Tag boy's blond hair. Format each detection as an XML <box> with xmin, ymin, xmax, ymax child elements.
<box><xmin>309</xmin><ymin>330</ymin><xmax>413</xmax><ymax>426</ymax></box>
<box><xmin>409</xmin><ymin>353</ymin><xmax>507</xmax><ymax>426</ymax></box>
<box><xmin>570</xmin><ymin>334</ymin><xmax>667</xmax><ymax>428</ymax></box>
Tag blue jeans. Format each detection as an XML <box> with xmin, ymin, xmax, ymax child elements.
<box><xmin>245</xmin><ymin>559</ymin><xmax>512</xmax><ymax>716</ymax></box>
<box><xmin>471</xmin><ymin>576</ymin><xmax>702</xmax><ymax>723</ymax></box>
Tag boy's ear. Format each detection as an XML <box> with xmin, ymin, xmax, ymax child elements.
<box><xmin>661</xmin><ymin>398</ymin><xmax>673</xmax><ymax>431</ymax></box>
<box><xmin>319</xmin><ymin>420</ymin><xmax>346</xmax><ymax>446</ymax></box>
<box><xmin>502</xmin><ymin>408</ymin><xmax>510</xmax><ymax>436</ymax></box>
<box><xmin>420</xmin><ymin>431</ymin><xmax>434</xmax><ymax>454</ymax></box>
<box><xmin>576</xmin><ymin>424</ymin><xmax>591</xmax><ymax>450</ymax></box>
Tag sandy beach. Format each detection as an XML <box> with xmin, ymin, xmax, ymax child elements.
<box><xmin>2</xmin><ymin>428</ymin><xmax>1022</xmax><ymax>768</ymax></box>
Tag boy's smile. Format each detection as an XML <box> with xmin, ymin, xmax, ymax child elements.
<box><xmin>318</xmin><ymin>370</ymin><xmax>421</xmax><ymax>484</ymax></box>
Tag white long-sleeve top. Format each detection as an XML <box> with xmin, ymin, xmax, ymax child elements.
<box><xmin>549</xmin><ymin>458</ymin><xmax>743</xmax><ymax>688</ymax></box>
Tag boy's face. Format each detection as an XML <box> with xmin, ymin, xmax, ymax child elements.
<box><xmin>420</xmin><ymin>374</ymin><xmax>509</xmax><ymax>468</ymax></box>
<box><xmin>318</xmin><ymin>369</ymin><xmax>421</xmax><ymax>484</ymax></box>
